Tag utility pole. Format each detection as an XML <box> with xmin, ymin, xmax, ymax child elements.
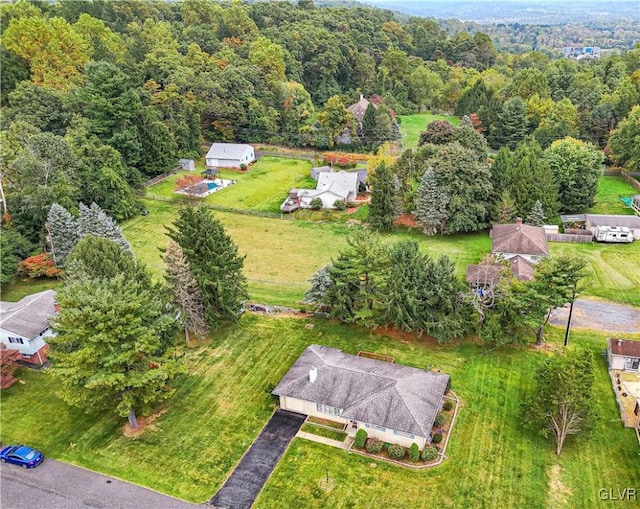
<box><xmin>563</xmin><ymin>284</ymin><xmax>577</xmax><ymax>347</ymax></box>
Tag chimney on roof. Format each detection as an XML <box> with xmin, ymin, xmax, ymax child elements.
<box><xmin>359</xmin><ymin>94</ymin><xmax>363</xmax><ymax>102</ymax></box>
<box><xmin>309</xmin><ymin>366</ymin><xmax>317</xmax><ymax>383</ymax></box>
<box><xmin>515</xmin><ymin>217</ymin><xmax>523</xmax><ymax>225</ymax></box>
<box><xmin>618</xmin><ymin>339</ymin><xmax>623</xmax><ymax>347</ymax></box>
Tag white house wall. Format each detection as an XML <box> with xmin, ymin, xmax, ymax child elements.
<box><xmin>279</xmin><ymin>395</ymin><xmax>428</xmax><ymax>448</ymax></box>
<box><xmin>0</xmin><ymin>327</ymin><xmax>48</xmax><ymax>356</ymax></box>
<box><xmin>609</xmin><ymin>353</ymin><xmax>626</xmax><ymax>370</ymax></box>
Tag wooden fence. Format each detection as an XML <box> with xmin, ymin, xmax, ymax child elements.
<box><xmin>143</xmin><ymin>168</ymin><xmax>180</xmax><ymax>187</ymax></box>
<box><xmin>546</xmin><ymin>233</ymin><xmax>593</xmax><ymax>243</ymax></box>
<box><xmin>621</xmin><ymin>171</ymin><xmax>640</xmax><ymax>193</ymax></box>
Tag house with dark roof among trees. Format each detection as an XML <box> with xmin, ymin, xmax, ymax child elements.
<box><xmin>0</xmin><ymin>290</ymin><xmax>57</xmax><ymax>366</ymax></box>
<box><xmin>491</xmin><ymin>218</ymin><xmax>549</xmax><ymax>264</ymax></box>
<box><xmin>272</xmin><ymin>344</ymin><xmax>451</xmax><ymax>448</ymax></box>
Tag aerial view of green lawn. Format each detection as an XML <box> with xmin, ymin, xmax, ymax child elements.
<box><xmin>398</xmin><ymin>112</ymin><xmax>461</xmax><ymax>149</ymax></box>
<box><xmin>145</xmin><ymin>156</ymin><xmax>316</xmax><ymax>214</ymax></box>
<box><xmin>1</xmin><ymin>317</ymin><xmax>637</xmax><ymax>508</ymax></box>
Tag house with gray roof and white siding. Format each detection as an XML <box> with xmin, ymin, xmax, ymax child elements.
<box><xmin>0</xmin><ymin>290</ymin><xmax>57</xmax><ymax>365</ymax></box>
<box><xmin>272</xmin><ymin>344</ymin><xmax>450</xmax><ymax>448</ymax></box>
<box><xmin>205</xmin><ymin>143</ymin><xmax>255</xmax><ymax>168</ymax></box>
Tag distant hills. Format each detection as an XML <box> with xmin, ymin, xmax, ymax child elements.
<box><xmin>365</xmin><ymin>0</ymin><xmax>639</xmax><ymax>25</ymax></box>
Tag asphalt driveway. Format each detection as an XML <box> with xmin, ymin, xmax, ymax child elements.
<box><xmin>549</xmin><ymin>299</ymin><xmax>640</xmax><ymax>334</ymax></box>
<box><xmin>210</xmin><ymin>409</ymin><xmax>305</xmax><ymax>509</ymax></box>
<box><xmin>1</xmin><ymin>458</ymin><xmax>200</xmax><ymax>509</ymax></box>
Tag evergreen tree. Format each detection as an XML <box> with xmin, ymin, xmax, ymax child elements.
<box><xmin>368</xmin><ymin>162</ymin><xmax>396</xmax><ymax>231</ymax></box>
<box><xmin>392</xmin><ymin>174</ymin><xmax>404</xmax><ymax>217</ymax></box>
<box><xmin>49</xmin><ymin>274</ymin><xmax>183</xmax><ymax>428</ymax></box>
<box><xmin>425</xmin><ymin>142</ymin><xmax>492</xmax><ymax>233</ymax></box>
<box><xmin>452</xmin><ymin>118</ymin><xmax>488</xmax><ymax>161</ymax></box>
<box><xmin>46</xmin><ymin>203</ymin><xmax>80</xmax><ymax>267</ymax></box>
<box><xmin>303</xmin><ymin>264</ymin><xmax>333</xmax><ymax>311</ymax></box>
<box><xmin>415</xmin><ymin>167</ymin><xmax>449</xmax><ymax>235</ymax></box>
<box><xmin>497</xmin><ymin>190</ymin><xmax>517</xmax><ymax>224</ymax></box>
<box><xmin>493</xmin><ymin>96</ymin><xmax>528</xmax><ymax>149</ymax></box>
<box><xmin>504</xmin><ymin>141</ymin><xmax>559</xmax><ymax>220</ymax></box>
<box><xmin>78</xmin><ymin>202</ymin><xmax>131</xmax><ymax>252</ymax></box>
<box><xmin>166</xmin><ymin>206</ymin><xmax>248</xmax><ymax>325</ymax></box>
<box><xmin>163</xmin><ymin>239</ymin><xmax>209</xmax><ymax>342</ymax></box>
<box><xmin>361</xmin><ymin>102</ymin><xmax>377</xmax><ymax>149</ymax></box>
<box><xmin>526</xmin><ymin>200</ymin><xmax>546</xmax><ymax>226</ymax></box>
<box><xmin>488</xmin><ymin>147</ymin><xmax>513</xmax><ymax>221</ymax></box>
<box><xmin>65</xmin><ymin>236</ymin><xmax>147</xmax><ymax>283</ymax></box>
<box><xmin>382</xmin><ymin>240</ymin><xmax>424</xmax><ymax>331</ymax></box>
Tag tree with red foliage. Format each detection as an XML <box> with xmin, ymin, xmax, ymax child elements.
<box><xmin>469</xmin><ymin>113</ymin><xmax>486</xmax><ymax>133</ymax></box>
<box><xmin>0</xmin><ymin>344</ymin><xmax>22</xmax><ymax>389</ymax></box>
<box><xmin>17</xmin><ymin>252</ymin><xmax>62</xmax><ymax>279</ymax></box>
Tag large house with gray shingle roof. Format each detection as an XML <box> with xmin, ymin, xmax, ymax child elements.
<box><xmin>0</xmin><ymin>290</ymin><xmax>57</xmax><ymax>365</ymax></box>
<box><xmin>491</xmin><ymin>218</ymin><xmax>549</xmax><ymax>263</ymax></box>
<box><xmin>272</xmin><ymin>344</ymin><xmax>450</xmax><ymax>448</ymax></box>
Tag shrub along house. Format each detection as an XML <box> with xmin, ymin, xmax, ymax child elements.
<box><xmin>272</xmin><ymin>345</ymin><xmax>450</xmax><ymax>449</ymax></box>
<box><xmin>0</xmin><ymin>290</ymin><xmax>57</xmax><ymax>366</ymax></box>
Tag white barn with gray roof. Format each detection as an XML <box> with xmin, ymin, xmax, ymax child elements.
<box><xmin>0</xmin><ymin>290</ymin><xmax>57</xmax><ymax>365</ymax></box>
<box><xmin>272</xmin><ymin>344</ymin><xmax>450</xmax><ymax>448</ymax></box>
<box><xmin>205</xmin><ymin>143</ymin><xmax>255</xmax><ymax>168</ymax></box>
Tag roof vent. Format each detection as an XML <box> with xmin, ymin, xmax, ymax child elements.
<box><xmin>309</xmin><ymin>366</ymin><xmax>317</xmax><ymax>383</ymax></box>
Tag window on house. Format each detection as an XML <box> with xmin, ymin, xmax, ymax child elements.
<box><xmin>393</xmin><ymin>430</ymin><xmax>415</xmax><ymax>439</ymax></box>
<box><xmin>315</xmin><ymin>403</ymin><xmax>341</xmax><ymax>416</ymax></box>
<box><xmin>365</xmin><ymin>423</ymin><xmax>387</xmax><ymax>432</ymax></box>
<box><xmin>8</xmin><ymin>337</ymin><xmax>24</xmax><ymax>344</ymax></box>
<box><xmin>624</xmin><ymin>357</ymin><xmax>640</xmax><ymax>370</ymax></box>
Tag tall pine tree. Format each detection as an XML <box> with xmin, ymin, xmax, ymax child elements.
<box><xmin>368</xmin><ymin>162</ymin><xmax>396</xmax><ymax>231</ymax></box>
<box><xmin>415</xmin><ymin>167</ymin><xmax>449</xmax><ymax>235</ymax></box>
<box><xmin>78</xmin><ymin>202</ymin><xmax>131</xmax><ymax>251</ymax></box>
<box><xmin>167</xmin><ymin>206</ymin><xmax>248</xmax><ymax>325</ymax></box>
<box><xmin>163</xmin><ymin>239</ymin><xmax>209</xmax><ymax>342</ymax></box>
<box><xmin>47</xmin><ymin>203</ymin><xmax>80</xmax><ymax>267</ymax></box>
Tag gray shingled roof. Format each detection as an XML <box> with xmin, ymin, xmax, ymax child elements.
<box><xmin>273</xmin><ymin>345</ymin><xmax>450</xmax><ymax>437</ymax></box>
<box><xmin>509</xmin><ymin>255</ymin><xmax>535</xmax><ymax>281</ymax></box>
<box><xmin>205</xmin><ymin>143</ymin><xmax>253</xmax><ymax>160</ymax></box>
<box><xmin>585</xmin><ymin>214</ymin><xmax>640</xmax><ymax>229</ymax></box>
<box><xmin>491</xmin><ymin>222</ymin><xmax>549</xmax><ymax>256</ymax></box>
<box><xmin>0</xmin><ymin>290</ymin><xmax>57</xmax><ymax>339</ymax></box>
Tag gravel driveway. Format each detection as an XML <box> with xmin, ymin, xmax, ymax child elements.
<box><xmin>549</xmin><ymin>299</ymin><xmax>640</xmax><ymax>334</ymax></box>
<box><xmin>1</xmin><ymin>458</ymin><xmax>200</xmax><ymax>509</ymax></box>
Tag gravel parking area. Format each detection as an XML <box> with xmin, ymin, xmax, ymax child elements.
<box><xmin>549</xmin><ymin>299</ymin><xmax>640</xmax><ymax>334</ymax></box>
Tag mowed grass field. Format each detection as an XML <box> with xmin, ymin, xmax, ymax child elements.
<box><xmin>1</xmin><ymin>316</ymin><xmax>637</xmax><ymax>507</ymax></box>
<box><xmin>588</xmin><ymin>175</ymin><xmax>638</xmax><ymax>215</ymax></box>
<box><xmin>123</xmin><ymin>199</ymin><xmax>491</xmax><ymax>306</ymax></box>
<box><xmin>399</xmin><ymin>112</ymin><xmax>461</xmax><ymax>149</ymax></box>
<box><xmin>146</xmin><ymin>156</ymin><xmax>315</xmax><ymax>214</ymax></box>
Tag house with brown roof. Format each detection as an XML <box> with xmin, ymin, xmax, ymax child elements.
<box><xmin>491</xmin><ymin>218</ymin><xmax>549</xmax><ymax>264</ymax></box>
<box><xmin>608</xmin><ymin>338</ymin><xmax>640</xmax><ymax>372</ymax></box>
<box><xmin>273</xmin><ymin>345</ymin><xmax>451</xmax><ymax>448</ymax></box>
<box><xmin>0</xmin><ymin>290</ymin><xmax>57</xmax><ymax>365</ymax></box>
<box><xmin>347</xmin><ymin>95</ymin><xmax>373</xmax><ymax>126</ymax></box>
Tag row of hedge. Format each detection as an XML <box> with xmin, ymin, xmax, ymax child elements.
<box><xmin>354</xmin><ymin>429</ymin><xmax>440</xmax><ymax>463</ymax></box>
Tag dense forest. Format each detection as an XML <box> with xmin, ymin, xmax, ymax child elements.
<box><xmin>1</xmin><ymin>0</ymin><xmax>639</xmax><ymax>275</ymax></box>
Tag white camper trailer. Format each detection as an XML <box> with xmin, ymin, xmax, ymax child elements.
<box><xmin>594</xmin><ymin>226</ymin><xmax>634</xmax><ymax>243</ymax></box>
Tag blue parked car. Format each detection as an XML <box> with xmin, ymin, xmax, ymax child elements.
<box><xmin>0</xmin><ymin>445</ymin><xmax>44</xmax><ymax>468</ymax></box>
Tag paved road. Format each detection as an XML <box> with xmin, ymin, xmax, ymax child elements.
<box><xmin>1</xmin><ymin>458</ymin><xmax>200</xmax><ymax>509</ymax></box>
<box><xmin>210</xmin><ymin>409</ymin><xmax>305</xmax><ymax>509</ymax></box>
<box><xmin>549</xmin><ymin>299</ymin><xmax>640</xmax><ymax>334</ymax></box>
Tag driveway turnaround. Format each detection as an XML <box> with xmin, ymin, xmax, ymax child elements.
<box><xmin>210</xmin><ymin>409</ymin><xmax>305</xmax><ymax>509</ymax></box>
<box><xmin>1</xmin><ymin>458</ymin><xmax>200</xmax><ymax>509</ymax></box>
<box><xmin>549</xmin><ymin>299</ymin><xmax>640</xmax><ymax>334</ymax></box>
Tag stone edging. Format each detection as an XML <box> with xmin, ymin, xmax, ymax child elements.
<box><xmin>346</xmin><ymin>389</ymin><xmax>461</xmax><ymax>470</ymax></box>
